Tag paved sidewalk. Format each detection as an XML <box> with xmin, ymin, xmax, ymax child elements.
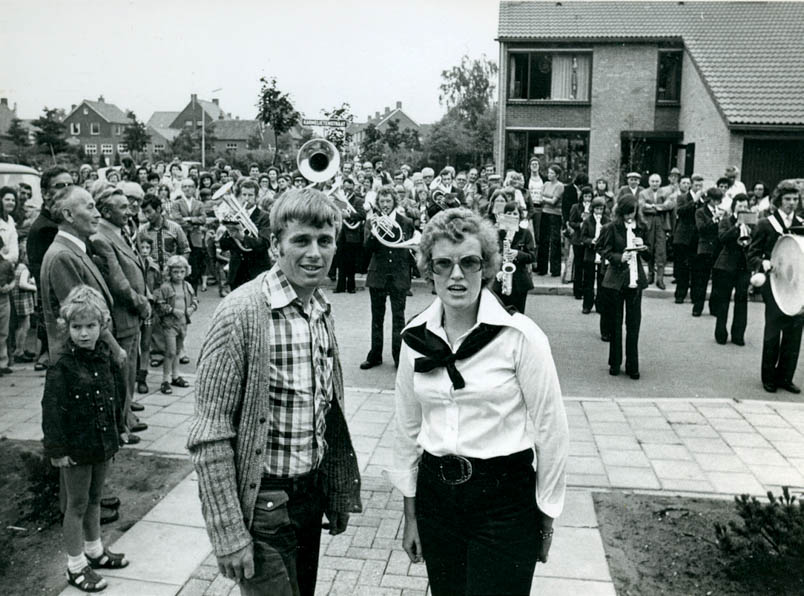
<box><xmin>3</xmin><ymin>370</ymin><xmax>804</xmax><ymax>595</ymax></box>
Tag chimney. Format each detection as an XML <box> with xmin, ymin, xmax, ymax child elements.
<box><xmin>191</xmin><ymin>93</ymin><xmax>197</xmax><ymax>104</ymax></box>
<box><xmin>396</xmin><ymin>101</ymin><xmax>402</xmax><ymax>109</ymax></box>
<box><xmin>375</xmin><ymin>111</ymin><xmax>380</xmax><ymax>119</ymax></box>
<box><xmin>384</xmin><ymin>106</ymin><xmax>390</xmax><ymax>115</ymax></box>
<box><xmin>0</xmin><ymin>98</ymin><xmax>6</xmax><ymax>107</ymax></box>
<box><xmin>98</xmin><ymin>95</ymin><xmax>105</xmax><ymax>103</ymax></box>
<box><xmin>212</xmin><ymin>98</ymin><xmax>219</xmax><ymax>106</ymax></box>
<box><xmin>367</xmin><ymin>114</ymin><xmax>371</xmax><ymax>122</ymax></box>
<box><xmin>71</xmin><ymin>104</ymin><xmax>76</xmax><ymax>111</ymax></box>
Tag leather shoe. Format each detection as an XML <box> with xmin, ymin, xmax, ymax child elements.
<box><xmin>582</xmin><ymin>308</ymin><xmax>591</xmax><ymax>314</ymax></box>
<box><xmin>333</xmin><ymin>289</ymin><xmax>345</xmax><ymax>294</ymax></box>
<box><xmin>179</xmin><ymin>356</ymin><xmax>190</xmax><ymax>365</ymax></box>
<box><xmin>778</xmin><ymin>382</ymin><xmax>801</xmax><ymax>394</ymax></box>
<box><xmin>674</xmin><ymin>298</ymin><xmax>684</xmax><ymax>304</ymax></box>
<box><xmin>122</xmin><ymin>433</ymin><xmax>141</xmax><ymax>445</ymax></box>
<box><xmin>359</xmin><ymin>360</ymin><xmax>381</xmax><ymax>370</ymax></box>
<box><xmin>656</xmin><ymin>279</ymin><xmax>666</xmax><ymax>290</ymax></box>
<box><xmin>136</xmin><ymin>381</ymin><xmax>149</xmax><ymax>394</ymax></box>
<box><xmin>130</xmin><ymin>422</ymin><xmax>148</xmax><ymax>433</ymax></box>
<box><xmin>100</xmin><ymin>497</ymin><xmax>120</xmax><ymax>509</ymax></box>
<box><xmin>732</xmin><ymin>338</ymin><xmax>745</xmax><ymax>346</ymax></box>
<box><xmin>601</xmin><ymin>334</ymin><xmax>610</xmax><ymax>342</ymax></box>
<box><xmin>692</xmin><ymin>310</ymin><xmax>702</xmax><ymax>317</ymax></box>
<box><xmin>715</xmin><ymin>334</ymin><xmax>728</xmax><ymax>345</ymax></box>
<box><xmin>763</xmin><ymin>382</ymin><xmax>777</xmax><ymax>393</ymax></box>
<box><xmin>130</xmin><ymin>402</ymin><xmax>145</xmax><ymax>412</ymax></box>
<box><xmin>609</xmin><ymin>367</ymin><xmax>620</xmax><ymax>376</ymax></box>
<box><xmin>100</xmin><ymin>510</ymin><xmax>119</xmax><ymax>525</ymax></box>
<box><xmin>628</xmin><ymin>372</ymin><xmax>641</xmax><ymax>380</ymax></box>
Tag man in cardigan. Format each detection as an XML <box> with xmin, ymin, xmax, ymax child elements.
<box><xmin>188</xmin><ymin>188</ymin><xmax>362</xmax><ymax>596</ymax></box>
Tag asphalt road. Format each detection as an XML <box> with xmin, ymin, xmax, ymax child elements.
<box><xmin>183</xmin><ymin>281</ymin><xmax>800</xmax><ymax>401</ymax></box>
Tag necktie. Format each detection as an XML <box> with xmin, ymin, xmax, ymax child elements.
<box><xmin>156</xmin><ymin>226</ymin><xmax>164</xmax><ymax>271</ymax></box>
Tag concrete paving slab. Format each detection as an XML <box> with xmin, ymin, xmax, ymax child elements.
<box><xmin>1</xmin><ymin>421</ymin><xmax>42</xmax><ymax>440</ymax></box>
<box><xmin>533</xmin><ymin>527</ymin><xmax>611</xmax><ymax>581</ymax></box>
<box><xmin>60</xmin><ymin>576</ymin><xmax>180</xmax><ymax>596</ymax></box>
<box><xmin>557</xmin><ymin>490</ymin><xmax>598</xmax><ymax>528</ymax></box>
<box><xmin>607</xmin><ymin>466</ymin><xmax>661</xmax><ymax>489</ymax></box>
<box><xmin>757</xmin><ymin>426</ymin><xmax>803</xmax><ymax>441</ymax></box>
<box><xmin>747</xmin><ymin>464</ymin><xmax>804</xmax><ymax>487</ymax></box>
<box><xmin>707</xmin><ymin>418</ymin><xmax>755</xmax><ymax>434</ymax></box>
<box><xmin>140</xmin><ymin>410</ymin><xmax>192</xmax><ymax>428</ymax></box>
<box><xmin>659</xmin><ymin>478</ymin><xmax>716</xmax><ymax>493</ymax></box>
<box><xmin>569</xmin><ymin>440</ymin><xmax>599</xmax><ymax>456</ymax></box>
<box><xmin>600</xmin><ymin>449</ymin><xmax>651</xmax><ymax>467</ymax></box>
<box><xmin>653</xmin><ymin>459</ymin><xmax>705</xmax><ymax>480</ymax></box>
<box><xmin>146</xmin><ymin>431</ymin><xmax>190</xmax><ymax>455</ymax></box>
<box><xmin>769</xmin><ymin>440</ymin><xmax>804</xmax><ymax>458</ymax></box>
<box><xmin>683</xmin><ymin>437</ymin><xmax>733</xmax><ymax>454</ymax></box>
<box><xmin>732</xmin><ymin>446</ymin><xmax>789</xmax><ymax>467</ymax></box>
<box><xmin>707</xmin><ymin>471</ymin><xmax>765</xmax><ymax>495</ymax></box>
<box><xmin>697</xmin><ymin>405</ymin><xmax>742</xmax><ymax>419</ymax></box>
<box><xmin>721</xmin><ymin>432</ymin><xmax>772</xmax><ymax>448</ymax></box>
<box><xmin>569</xmin><ymin>473</ymin><xmax>610</xmax><ymax>488</ymax></box>
<box><xmin>530</xmin><ymin>577</ymin><xmax>616</xmax><ymax>596</ymax></box>
<box><xmin>693</xmin><ymin>453</ymin><xmax>750</xmax><ymax>473</ymax></box>
<box><xmin>634</xmin><ymin>429</ymin><xmax>681</xmax><ymax>444</ymax></box>
<box><xmin>672</xmin><ymin>423</ymin><xmax>719</xmax><ymax>438</ymax></box>
<box><xmin>100</xmin><ymin>521</ymin><xmax>210</xmax><ymax>585</ymax></box>
<box><xmin>594</xmin><ymin>435</ymin><xmax>641</xmax><ymax>450</ymax></box>
<box><xmin>589</xmin><ymin>421</ymin><xmax>633</xmax><ymax>435</ymax></box>
<box><xmin>641</xmin><ymin>443</ymin><xmax>693</xmax><ymax>461</ymax></box>
<box><xmin>742</xmin><ymin>413</ymin><xmax>793</xmax><ymax>428</ymax></box>
<box><xmin>663</xmin><ymin>410</ymin><xmax>707</xmax><ymax>424</ymax></box>
<box><xmin>626</xmin><ymin>416</ymin><xmax>673</xmax><ymax>431</ymax></box>
<box><xmin>142</xmin><ymin>476</ymin><xmax>205</xmax><ymax>527</ymax></box>
<box><xmin>568</xmin><ymin>455</ymin><xmax>606</xmax><ymax>476</ymax></box>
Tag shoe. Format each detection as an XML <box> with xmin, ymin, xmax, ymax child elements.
<box><xmin>34</xmin><ymin>361</ymin><xmax>48</xmax><ymax>371</ymax></box>
<box><xmin>692</xmin><ymin>310</ymin><xmax>702</xmax><ymax>317</ymax></box>
<box><xmin>86</xmin><ymin>547</ymin><xmax>128</xmax><ymax>570</ymax></box>
<box><xmin>99</xmin><ymin>510</ymin><xmax>119</xmax><ymax>525</ymax></box>
<box><xmin>763</xmin><ymin>382</ymin><xmax>777</xmax><ymax>393</ymax></box>
<box><xmin>130</xmin><ymin>422</ymin><xmax>148</xmax><ymax>433</ymax></box>
<box><xmin>66</xmin><ymin>564</ymin><xmax>107</xmax><ymax>592</ymax></box>
<box><xmin>715</xmin><ymin>334</ymin><xmax>728</xmax><ymax>345</ymax></box>
<box><xmin>14</xmin><ymin>353</ymin><xmax>34</xmax><ymax>363</ymax></box>
<box><xmin>130</xmin><ymin>402</ymin><xmax>145</xmax><ymax>412</ymax></box>
<box><xmin>200</xmin><ymin>285</ymin><xmax>207</xmax><ymax>292</ymax></box>
<box><xmin>179</xmin><ymin>356</ymin><xmax>190</xmax><ymax>364</ymax></box>
<box><xmin>122</xmin><ymin>433</ymin><xmax>141</xmax><ymax>445</ymax></box>
<box><xmin>100</xmin><ymin>496</ymin><xmax>120</xmax><ymax>509</ymax></box>
<box><xmin>609</xmin><ymin>367</ymin><xmax>620</xmax><ymax>376</ymax></box>
<box><xmin>674</xmin><ymin>298</ymin><xmax>684</xmax><ymax>304</ymax></box>
<box><xmin>333</xmin><ymin>289</ymin><xmax>344</xmax><ymax>294</ymax></box>
<box><xmin>732</xmin><ymin>338</ymin><xmax>745</xmax><ymax>346</ymax></box>
<box><xmin>171</xmin><ymin>376</ymin><xmax>189</xmax><ymax>388</ymax></box>
<box><xmin>648</xmin><ymin>274</ymin><xmax>655</xmax><ymax>285</ymax></box>
<box><xmin>360</xmin><ymin>360</ymin><xmax>381</xmax><ymax>370</ymax></box>
<box><xmin>778</xmin><ymin>382</ymin><xmax>801</xmax><ymax>394</ymax></box>
<box><xmin>582</xmin><ymin>308</ymin><xmax>591</xmax><ymax>314</ymax></box>
<box><xmin>601</xmin><ymin>334</ymin><xmax>610</xmax><ymax>342</ymax></box>
<box><xmin>150</xmin><ymin>357</ymin><xmax>163</xmax><ymax>367</ymax></box>
<box><xmin>551</xmin><ymin>273</ymin><xmax>560</xmax><ymax>277</ymax></box>
<box><xmin>136</xmin><ymin>380</ymin><xmax>149</xmax><ymax>394</ymax></box>
<box><xmin>219</xmin><ymin>288</ymin><xmax>229</xmax><ymax>298</ymax></box>
<box><xmin>628</xmin><ymin>372</ymin><xmax>641</xmax><ymax>380</ymax></box>
<box><xmin>656</xmin><ymin>278</ymin><xmax>666</xmax><ymax>290</ymax></box>
<box><xmin>347</xmin><ymin>289</ymin><xmax>356</xmax><ymax>294</ymax></box>
<box><xmin>160</xmin><ymin>382</ymin><xmax>172</xmax><ymax>394</ymax></box>
<box><xmin>536</xmin><ymin>271</ymin><xmax>547</xmax><ymax>276</ymax></box>
<box><xmin>406</xmin><ymin>290</ymin><xmax>413</xmax><ymax>297</ymax></box>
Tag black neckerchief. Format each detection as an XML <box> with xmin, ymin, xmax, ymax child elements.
<box><xmin>401</xmin><ymin>300</ymin><xmax>515</xmax><ymax>389</ymax></box>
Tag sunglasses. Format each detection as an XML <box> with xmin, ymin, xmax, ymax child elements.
<box><xmin>52</xmin><ymin>181</ymin><xmax>74</xmax><ymax>190</ymax></box>
<box><xmin>430</xmin><ymin>255</ymin><xmax>484</xmax><ymax>276</ymax></box>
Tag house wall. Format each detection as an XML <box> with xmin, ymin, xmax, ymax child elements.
<box><xmin>378</xmin><ymin>112</ymin><xmax>418</xmax><ymax>133</ymax></box>
<box><xmin>64</xmin><ymin>104</ymin><xmax>126</xmax><ymax>158</ymax></box>
<box><xmin>170</xmin><ymin>104</ymin><xmax>215</xmax><ymax>130</ymax></box>
<box><xmin>506</xmin><ymin>104</ymin><xmax>591</xmax><ymax>128</ymax></box>
<box><xmin>588</xmin><ymin>44</ymin><xmax>659</xmax><ymax>185</ymax></box>
<box><xmin>677</xmin><ymin>51</ymin><xmax>732</xmax><ymax>186</ymax></box>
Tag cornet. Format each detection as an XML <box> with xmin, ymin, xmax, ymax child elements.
<box><xmin>212</xmin><ymin>181</ymin><xmax>260</xmax><ymax>237</ymax></box>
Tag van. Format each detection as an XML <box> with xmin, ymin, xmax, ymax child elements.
<box><xmin>0</xmin><ymin>163</ymin><xmax>42</xmax><ymax>207</ymax></box>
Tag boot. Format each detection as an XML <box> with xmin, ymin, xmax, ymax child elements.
<box><xmin>655</xmin><ymin>267</ymin><xmax>665</xmax><ymax>290</ymax></box>
<box><xmin>647</xmin><ymin>269</ymin><xmax>655</xmax><ymax>285</ymax></box>
<box><xmin>136</xmin><ymin>369</ymin><xmax>149</xmax><ymax>394</ymax></box>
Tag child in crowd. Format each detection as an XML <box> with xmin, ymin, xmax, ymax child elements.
<box><xmin>41</xmin><ymin>285</ymin><xmax>129</xmax><ymax>593</ymax></box>
<box><xmin>135</xmin><ymin>236</ymin><xmax>161</xmax><ymax>394</ymax></box>
<box><xmin>0</xmin><ymin>246</ymin><xmax>15</xmax><ymax>375</ymax></box>
<box><xmin>211</xmin><ymin>220</ymin><xmax>231</xmax><ymax>297</ymax></box>
<box><xmin>154</xmin><ymin>255</ymin><xmax>197</xmax><ymax>394</ymax></box>
<box><xmin>11</xmin><ymin>246</ymin><xmax>36</xmax><ymax>363</ymax></box>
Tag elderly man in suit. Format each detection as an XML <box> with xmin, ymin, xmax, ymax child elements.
<box><xmin>169</xmin><ymin>177</ymin><xmax>207</xmax><ymax>290</ymax></box>
<box><xmin>218</xmin><ymin>179</ymin><xmax>271</xmax><ymax>290</ymax></box>
<box><xmin>639</xmin><ymin>173</ymin><xmax>676</xmax><ymax>289</ymax></box>
<box><xmin>617</xmin><ymin>172</ymin><xmax>645</xmax><ymax>201</ymax></box>
<box><xmin>91</xmin><ymin>186</ymin><xmax>152</xmax><ymax>438</ymax></box>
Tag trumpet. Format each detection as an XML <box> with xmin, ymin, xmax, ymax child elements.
<box><xmin>736</xmin><ymin>210</ymin><xmax>757</xmax><ymax>248</ymax></box>
<box><xmin>737</xmin><ymin>223</ymin><xmax>752</xmax><ymax>247</ymax></box>
<box><xmin>212</xmin><ymin>181</ymin><xmax>260</xmax><ymax>237</ymax></box>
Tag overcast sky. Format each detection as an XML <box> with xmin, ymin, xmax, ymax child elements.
<box><xmin>1</xmin><ymin>0</ymin><xmax>500</xmax><ymax>125</ymax></box>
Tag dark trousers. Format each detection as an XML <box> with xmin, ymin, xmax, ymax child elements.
<box><xmin>537</xmin><ymin>213</ymin><xmax>562</xmax><ymax>275</ymax></box>
<box><xmin>572</xmin><ymin>244</ymin><xmax>586</xmax><ymax>298</ymax></box>
<box><xmin>673</xmin><ymin>243</ymin><xmax>694</xmax><ymax>301</ymax></box>
<box><xmin>367</xmin><ymin>284</ymin><xmax>407</xmax><ymax>365</ymax></box>
<box><xmin>609</xmin><ymin>287</ymin><xmax>642</xmax><ymax>374</ymax></box>
<box><xmin>188</xmin><ymin>245</ymin><xmax>206</xmax><ymax>291</ymax></box>
<box><xmin>691</xmin><ymin>253</ymin><xmax>714</xmax><ymax>314</ymax></box>
<box><xmin>760</xmin><ymin>284</ymin><xmax>804</xmax><ymax>386</ymax></box>
<box><xmin>711</xmin><ymin>268</ymin><xmax>749</xmax><ymax>343</ymax></box>
<box><xmin>240</xmin><ymin>474</ymin><xmax>324</xmax><ymax>596</ymax></box>
<box><xmin>416</xmin><ymin>451</ymin><xmax>540</xmax><ymax>596</ymax></box>
<box><xmin>335</xmin><ymin>243</ymin><xmax>360</xmax><ymax>293</ymax></box>
<box><xmin>499</xmin><ymin>288</ymin><xmax>528</xmax><ymax>314</ymax></box>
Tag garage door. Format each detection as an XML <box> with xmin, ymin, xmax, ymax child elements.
<box><xmin>742</xmin><ymin>139</ymin><xmax>804</xmax><ymax>190</ymax></box>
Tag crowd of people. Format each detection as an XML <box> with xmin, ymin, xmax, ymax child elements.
<box><xmin>3</xmin><ymin>150</ymin><xmax>796</xmax><ymax>594</ymax></box>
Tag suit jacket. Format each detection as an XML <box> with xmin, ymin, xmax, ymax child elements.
<box><xmin>491</xmin><ymin>225</ymin><xmax>535</xmax><ymax>294</ymax></box>
<box><xmin>218</xmin><ymin>206</ymin><xmax>272</xmax><ymax>290</ymax></box>
<box><xmin>567</xmin><ymin>202</ymin><xmax>590</xmax><ymax>245</ymax></box>
<box><xmin>581</xmin><ymin>213</ymin><xmax>610</xmax><ymax>262</ymax></box>
<box><xmin>673</xmin><ymin>191</ymin><xmax>699</xmax><ymax>247</ymax></box>
<box><xmin>562</xmin><ymin>184</ymin><xmax>580</xmax><ymax>222</ymax></box>
<box><xmin>26</xmin><ymin>207</ymin><xmax>59</xmax><ymax>282</ymax></box>
<box><xmin>337</xmin><ymin>193</ymin><xmax>367</xmax><ymax>245</ymax></box>
<box><xmin>41</xmin><ymin>235</ymin><xmax>115</xmax><ymax>362</ymax></box>
<box><xmin>616</xmin><ymin>185</ymin><xmax>645</xmax><ymax>201</ymax></box>
<box><xmin>695</xmin><ymin>204</ymin><xmax>721</xmax><ymax>255</ymax></box>
<box><xmin>364</xmin><ymin>212</ymin><xmax>414</xmax><ymax>291</ymax></box>
<box><xmin>91</xmin><ymin>219</ymin><xmax>150</xmax><ymax>338</ymax></box>
<box><xmin>169</xmin><ymin>196</ymin><xmax>207</xmax><ymax>248</ymax></box>
<box><xmin>598</xmin><ymin>221</ymin><xmax>648</xmax><ymax>291</ymax></box>
<box><xmin>713</xmin><ymin>215</ymin><xmax>749</xmax><ymax>272</ymax></box>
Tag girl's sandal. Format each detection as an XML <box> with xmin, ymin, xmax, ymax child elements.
<box><xmin>87</xmin><ymin>548</ymin><xmax>129</xmax><ymax>569</ymax></box>
<box><xmin>66</xmin><ymin>565</ymin><xmax>107</xmax><ymax>592</ymax></box>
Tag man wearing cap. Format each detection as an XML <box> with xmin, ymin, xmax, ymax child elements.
<box><xmin>639</xmin><ymin>173</ymin><xmax>676</xmax><ymax>289</ymax></box>
<box><xmin>617</xmin><ymin>172</ymin><xmax>644</xmax><ymax>200</ymax></box>
<box><xmin>747</xmin><ymin>180</ymin><xmax>803</xmax><ymax>394</ymax></box>
<box><xmin>118</xmin><ymin>181</ymin><xmax>144</xmax><ymax>244</ymax></box>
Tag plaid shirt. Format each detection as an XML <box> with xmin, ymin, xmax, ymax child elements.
<box><xmin>137</xmin><ymin>218</ymin><xmax>190</xmax><ymax>271</ymax></box>
<box><xmin>262</xmin><ymin>265</ymin><xmax>334</xmax><ymax>477</ymax></box>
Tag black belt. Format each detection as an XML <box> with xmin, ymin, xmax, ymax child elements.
<box><xmin>421</xmin><ymin>449</ymin><xmax>533</xmax><ymax>486</ymax></box>
<box><xmin>260</xmin><ymin>470</ymin><xmax>319</xmax><ymax>495</ymax></box>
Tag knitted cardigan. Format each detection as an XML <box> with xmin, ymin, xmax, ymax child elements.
<box><xmin>187</xmin><ymin>274</ymin><xmax>362</xmax><ymax>557</ymax></box>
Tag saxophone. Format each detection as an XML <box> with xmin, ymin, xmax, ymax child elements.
<box><xmin>496</xmin><ymin>214</ymin><xmax>518</xmax><ymax>296</ymax></box>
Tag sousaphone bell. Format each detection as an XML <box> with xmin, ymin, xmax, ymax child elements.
<box><xmin>297</xmin><ymin>138</ymin><xmax>340</xmax><ymax>183</ymax></box>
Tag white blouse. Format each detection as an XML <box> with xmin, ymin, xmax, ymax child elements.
<box><xmin>387</xmin><ymin>289</ymin><xmax>569</xmax><ymax>518</ymax></box>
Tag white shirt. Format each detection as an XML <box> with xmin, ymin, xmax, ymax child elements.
<box><xmin>387</xmin><ymin>289</ymin><xmax>569</xmax><ymax>518</ymax></box>
<box><xmin>0</xmin><ymin>216</ymin><xmax>18</xmax><ymax>264</ymax></box>
<box><xmin>56</xmin><ymin>230</ymin><xmax>86</xmax><ymax>253</ymax></box>
<box><xmin>529</xmin><ymin>174</ymin><xmax>543</xmax><ymax>203</ymax></box>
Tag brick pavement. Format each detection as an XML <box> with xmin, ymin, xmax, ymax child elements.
<box><xmin>3</xmin><ymin>369</ymin><xmax>804</xmax><ymax>595</ymax></box>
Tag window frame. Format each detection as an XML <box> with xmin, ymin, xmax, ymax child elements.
<box><xmin>117</xmin><ymin>143</ymin><xmax>127</xmax><ymax>153</ymax></box>
<box><xmin>504</xmin><ymin>128</ymin><xmax>590</xmax><ymax>183</ymax></box>
<box><xmin>84</xmin><ymin>144</ymin><xmax>97</xmax><ymax>155</ymax></box>
<box><xmin>507</xmin><ymin>49</ymin><xmax>593</xmax><ymax>104</ymax></box>
<box><xmin>90</xmin><ymin>122</ymin><xmax>101</xmax><ymax>135</ymax></box>
<box><xmin>656</xmin><ymin>49</ymin><xmax>683</xmax><ymax>105</ymax></box>
<box><xmin>153</xmin><ymin>144</ymin><xmax>165</xmax><ymax>153</ymax></box>
<box><xmin>225</xmin><ymin>142</ymin><xmax>238</xmax><ymax>151</ymax></box>
<box><xmin>70</xmin><ymin>122</ymin><xmax>80</xmax><ymax>135</ymax></box>
<box><xmin>100</xmin><ymin>143</ymin><xmax>113</xmax><ymax>155</ymax></box>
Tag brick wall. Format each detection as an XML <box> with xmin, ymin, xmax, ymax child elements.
<box><xmin>654</xmin><ymin>106</ymin><xmax>680</xmax><ymax>131</ymax></box>
<box><xmin>589</xmin><ymin>44</ymin><xmax>659</xmax><ymax>185</ymax></box>
<box><xmin>505</xmin><ymin>104</ymin><xmax>591</xmax><ymax>128</ymax></box>
<box><xmin>677</xmin><ymin>51</ymin><xmax>734</xmax><ymax>187</ymax></box>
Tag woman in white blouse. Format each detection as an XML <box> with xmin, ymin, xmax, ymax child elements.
<box><xmin>0</xmin><ymin>187</ymin><xmax>20</xmax><ymax>264</ymax></box>
<box><xmin>388</xmin><ymin>208</ymin><xmax>569</xmax><ymax>596</ymax></box>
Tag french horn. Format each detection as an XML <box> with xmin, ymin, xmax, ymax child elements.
<box><xmin>370</xmin><ymin>212</ymin><xmax>421</xmax><ymax>249</ymax></box>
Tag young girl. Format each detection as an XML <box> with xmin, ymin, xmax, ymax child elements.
<box><xmin>11</xmin><ymin>247</ymin><xmax>36</xmax><ymax>363</ymax></box>
<box><xmin>41</xmin><ymin>285</ymin><xmax>128</xmax><ymax>592</ymax></box>
<box><xmin>154</xmin><ymin>255</ymin><xmax>198</xmax><ymax>394</ymax></box>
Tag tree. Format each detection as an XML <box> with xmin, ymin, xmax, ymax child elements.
<box><xmin>123</xmin><ymin>111</ymin><xmax>151</xmax><ymax>156</ymax></box>
<box><xmin>321</xmin><ymin>103</ymin><xmax>354</xmax><ymax>153</ymax></box>
<box><xmin>422</xmin><ymin>109</ymin><xmax>473</xmax><ymax>170</ymax></box>
<box><xmin>359</xmin><ymin>123</ymin><xmax>387</xmax><ymax>163</ymax></box>
<box><xmin>31</xmin><ymin>107</ymin><xmax>68</xmax><ymax>155</ymax></box>
<box><xmin>247</xmin><ymin>129</ymin><xmax>263</xmax><ymax>150</ymax></box>
<box><xmin>5</xmin><ymin>118</ymin><xmax>29</xmax><ymax>149</ymax></box>
<box><xmin>256</xmin><ymin>77</ymin><xmax>300</xmax><ymax>164</ymax></box>
<box><xmin>439</xmin><ymin>54</ymin><xmax>498</xmax><ymax>128</ymax></box>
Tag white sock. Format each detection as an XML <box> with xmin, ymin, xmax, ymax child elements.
<box><xmin>67</xmin><ymin>553</ymin><xmax>88</xmax><ymax>574</ymax></box>
<box><xmin>84</xmin><ymin>538</ymin><xmax>104</xmax><ymax>558</ymax></box>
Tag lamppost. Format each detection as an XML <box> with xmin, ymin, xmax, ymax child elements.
<box><xmin>196</xmin><ymin>88</ymin><xmax>222</xmax><ymax>169</ymax></box>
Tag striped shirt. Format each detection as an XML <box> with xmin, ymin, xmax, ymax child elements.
<box><xmin>262</xmin><ymin>265</ymin><xmax>334</xmax><ymax>476</ymax></box>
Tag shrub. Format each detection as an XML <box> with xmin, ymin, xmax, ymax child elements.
<box><xmin>19</xmin><ymin>449</ymin><xmax>61</xmax><ymax>526</ymax></box>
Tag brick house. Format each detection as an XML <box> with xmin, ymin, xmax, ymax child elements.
<box><xmin>145</xmin><ymin>111</ymin><xmax>180</xmax><ymax>155</ymax></box>
<box><xmin>63</xmin><ymin>96</ymin><xmax>130</xmax><ymax>163</ymax></box>
<box><xmin>496</xmin><ymin>1</ymin><xmax>804</xmax><ymax>189</ymax></box>
<box><xmin>348</xmin><ymin>101</ymin><xmax>420</xmax><ymax>153</ymax></box>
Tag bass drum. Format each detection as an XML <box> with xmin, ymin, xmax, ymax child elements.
<box><xmin>770</xmin><ymin>234</ymin><xmax>804</xmax><ymax>316</ymax></box>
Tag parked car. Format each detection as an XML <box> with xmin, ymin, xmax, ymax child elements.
<box><xmin>0</xmin><ymin>163</ymin><xmax>42</xmax><ymax>207</ymax></box>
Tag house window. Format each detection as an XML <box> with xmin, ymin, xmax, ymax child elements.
<box><xmin>90</xmin><ymin>122</ymin><xmax>100</xmax><ymax>135</ymax></box>
<box><xmin>508</xmin><ymin>52</ymin><xmax>592</xmax><ymax>101</ymax></box>
<box><xmin>84</xmin><ymin>144</ymin><xmax>97</xmax><ymax>155</ymax></box>
<box><xmin>153</xmin><ymin>144</ymin><xmax>165</xmax><ymax>153</ymax></box>
<box><xmin>185</xmin><ymin>120</ymin><xmax>193</xmax><ymax>127</ymax></box>
<box><xmin>101</xmin><ymin>144</ymin><xmax>113</xmax><ymax>155</ymax></box>
<box><xmin>117</xmin><ymin>143</ymin><xmax>127</xmax><ymax>153</ymax></box>
<box><xmin>505</xmin><ymin>130</ymin><xmax>589</xmax><ymax>182</ymax></box>
<box><xmin>226</xmin><ymin>143</ymin><xmax>238</xmax><ymax>150</ymax></box>
<box><xmin>70</xmin><ymin>122</ymin><xmax>80</xmax><ymax>135</ymax></box>
<box><xmin>657</xmin><ymin>51</ymin><xmax>682</xmax><ymax>103</ymax></box>
<box><xmin>114</xmin><ymin>125</ymin><xmax>125</xmax><ymax>136</ymax></box>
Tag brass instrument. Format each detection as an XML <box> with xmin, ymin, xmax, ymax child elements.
<box><xmin>331</xmin><ymin>183</ymin><xmax>361</xmax><ymax>230</ymax></box>
<box><xmin>212</xmin><ymin>181</ymin><xmax>260</xmax><ymax>237</ymax></box>
<box><xmin>736</xmin><ymin>211</ymin><xmax>757</xmax><ymax>248</ymax></box>
<box><xmin>495</xmin><ymin>213</ymin><xmax>519</xmax><ymax>296</ymax></box>
<box><xmin>297</xmin><ymin>138</ymin><xmax>340</xmax><ymax>183</ymax></box>
<box><xmin>370</xmin><ymin>212</ymin><xmax>421</xmax><ymax>249</ymax></box>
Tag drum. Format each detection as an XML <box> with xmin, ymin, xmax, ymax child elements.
<box><xmin>770</xmin><ymin>234</ymin><xmax>804</xmax><ymax>316</ymax></box>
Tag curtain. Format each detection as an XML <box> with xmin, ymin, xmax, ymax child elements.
<box><xmin>575</xmin><ymin>55</ymin><xmax>591</xmax><ymax>101</ymax></box>
<box><xmin>551</xmin><ymin>55</ymin><xmax>573</xmax><ymax>100</ymax></box>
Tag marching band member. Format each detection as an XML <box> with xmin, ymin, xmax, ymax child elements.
<box><xmin>691</xmin><ymin>188</ymin><xmax>724</xmax><ymax>317</ymax></box>
<box><xmin>567</xmin><ymin>186</ymin><xmax>594</xmax><ymax>300</ymax></box>
<box><xmin>218</xmin><ymin>180</ymin><xmax>271</xmax><ymax>291</ymax></box>
<box><xmin>334</xmin><ymin>178</ymin><xmax>366</xmax><ymax>294</ymax></box>
<box><xmin>581</xmin><ymin>198</ymin><xmax>610</xmax><ymax>339</ymax></box>
<box><xmin>488</xmin><ymin>198</ymin><xmax>535</xmax><ymax>314</ymax></box>
<box><xmin>747</xmin><ymin>180</ymin><xmax>804</xmax><ymax>393</ymax></box>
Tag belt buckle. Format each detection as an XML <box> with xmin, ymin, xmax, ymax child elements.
<box><xmin>438</xmin><ymin>455</ymin><xmax>473</xmax><ymax>485</ymax></box>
